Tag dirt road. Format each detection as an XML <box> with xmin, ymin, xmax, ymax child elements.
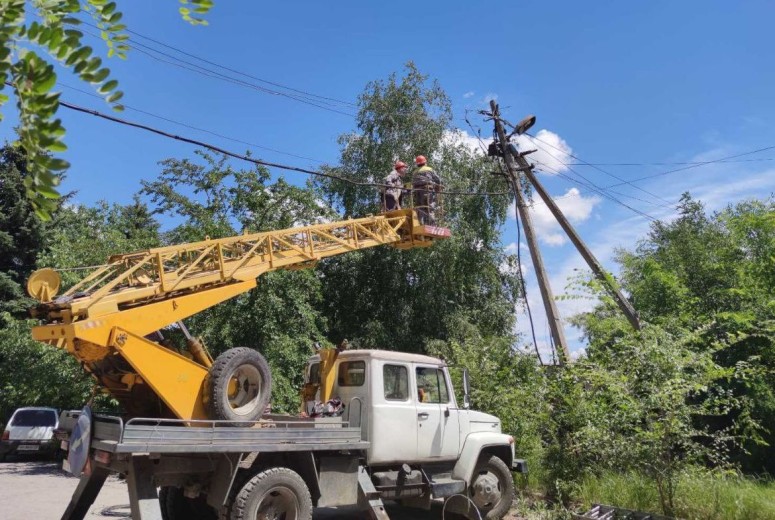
<box><xmin>0</xmin><ymin>459</ymin><xmax>503</xmax><ymax>519</ymax></box>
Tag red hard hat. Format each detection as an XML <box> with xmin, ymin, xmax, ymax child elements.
<box><xmin>414</xmin><ymin>155</ymin><xmax>427</xmax><ymax>166</ymax></box>
<box><xmin>395</xmin><ymin>161</ymin><xmax>407</xmax><ymax>170</ymax></box>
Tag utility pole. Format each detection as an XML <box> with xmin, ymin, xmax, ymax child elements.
<box><xmin>509</xmin><ymin>149</ymin><xmax>642</xmax><ymax>331</ymax></box>
<box><xmin>490</xmin><ymin>100</ymin><xmax>571</xmax><ymax>365</ymax></box>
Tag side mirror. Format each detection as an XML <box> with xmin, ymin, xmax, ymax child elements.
<box><xmin>462</xmin><ymin>369</ymin><xmax>471</xmax><ymax>409</ymax></box>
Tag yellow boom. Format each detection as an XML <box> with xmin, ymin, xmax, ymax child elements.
<box><xmin>28</xmin><ymin>209</ymin><xmax>450</xmax><ymax>420</ymax></box>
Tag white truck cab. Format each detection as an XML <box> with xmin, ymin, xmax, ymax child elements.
<box><xmin>305</xmin><ymin>349</ymin><xmax>524</xmax><ymax>519</ymax></box>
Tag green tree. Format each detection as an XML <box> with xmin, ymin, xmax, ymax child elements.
<box><xmin>0</xmin><ymin>316</ymin><xmax>93</xmax><ymax>425</ymax></box>
<box><xmin>37</xmin><ymin>197</ymin><xmax>161</xmax><ymax>290</ymax></box>
<box><xmin>316</xmin><ymin>63</ymin><xmax>520</xmax><ymax>353</ymax></box>
<box><xmin>0</xmin><ymin>143</ymin><xmax>46</xmax><ymax>315</ymax></box>
<box><xmin>542</xmin><ymin>324</ymin><xmax>747</xmax><ymax>516</ymax></box>
<box><xmin>574</xmin><ymin>194</ymin><xmax>775</xmax><ymax>473</ymax></box>
<box><xmin>141</xmin><ymin>151</ymin><xmax>334</xmax><ymax>412</ymax></box>
<box><xmin>0</xmin><ymin>194</ymin><xmax>160</xmax><ymax>423</ymax></box>
<box><xmin>0</xmin><ymin>0</ymin><xmax>213</xmax><ymax>219</ymax></box>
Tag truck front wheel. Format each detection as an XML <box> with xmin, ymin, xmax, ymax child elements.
<box><xmin>231</xmin><ymin>467</ymin><xmax>313</xmax><ymax>520</ymax></box>
<box><xmin>469</xmin><ymin>454</ymin><xmax>514</xmax><ymax>519</ymax></box>
<box><xmin>208</xmin><ymin>347</ymin><xmax>272</xmax><ymax>424</ymax></box>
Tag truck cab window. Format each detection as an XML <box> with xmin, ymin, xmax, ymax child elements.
<box><xmin>338</xmin><ymin>361</ymin><xmax>365</xmax><ymax>387</ymax></box>
<box><xmin>383</xmin><ymin>364</ymin><xmax>408</xmax><ymax>400</ymax></box>
<box><xmin>415</xmin><ymin>367</ymin><xmax>450</xmax><ymax>404</ymax></box>
<box><xmin>307</xmin><ymin>363</ymin><xmax>320</xmax><ymax>385</ymax></box>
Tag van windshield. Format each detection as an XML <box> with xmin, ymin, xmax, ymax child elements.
<box><xmin>11</xmin><ymin>409</ymin><xmax>56</xmax><ymax>427</ymax></box>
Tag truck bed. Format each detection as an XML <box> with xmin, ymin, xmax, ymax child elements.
<box><xmin>62</xmin><ymin>412</ymin><xmax>369</xmax><ymax>455</ymax></box>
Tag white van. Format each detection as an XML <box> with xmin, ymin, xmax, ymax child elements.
<box><xmin>0</xmin><ymin>407</ymin><xmax>59</xmax><ymax>461</ymax></box>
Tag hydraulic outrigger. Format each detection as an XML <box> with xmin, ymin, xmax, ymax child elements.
<box><xmin>27</xmin><ymin>209</ymin><xmax>450</xmax><ymax>422</ymax></box>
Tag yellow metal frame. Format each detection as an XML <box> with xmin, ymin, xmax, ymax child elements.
<box><xmin>30</xmin><ymin>210</ymin><xmax>450</xmax><ymax>420</ymax></box>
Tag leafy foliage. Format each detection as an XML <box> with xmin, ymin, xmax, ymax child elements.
<box><xmin>0</xmin><ymin>316</ymin><xmax>93</xmax><ymax>424</ymax></box>
<box><xmin>0</xmin><ymin>143</ymin><xmax>45</xmax><ymax>315</ymax></box>
<box><xmin>0</xmin><ymin>0</ymin><xmax>214</xmax><ymax>219</ymax></box>
<box><xmin>316</xmin><ymin>63</ymin><xmax>520</xmax><ymax>352</ymax></box>
<box><xmin>575</xmin><ymin>194</ymin><xmax>775</xmax><ymax>473</ymax></box>
<box><xmin>141</xmin><ymin>152</ymin><xmax>333</xmax><ymax>412</ymax></box>
<box><xmin>543</xmin><ymin>325</ymin><xmax>746</xmax><ymax>515</ymax></box>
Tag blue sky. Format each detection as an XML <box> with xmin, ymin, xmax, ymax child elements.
<box><xmin>3</xmin><ymin>1</ymin><xmax>775</xmax><ymax>356</ymax></box>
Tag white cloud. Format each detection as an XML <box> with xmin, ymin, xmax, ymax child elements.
<box><xmin>514</xmin><ymin>129</ymin><xmax>573</xmax><ymax>174</ymax></box>
<box><xmin>442</xmin><ymin>129</ymin><xmax>490</xmax><ymax>155</ymax></box>
<box><xmin>463</xmin><ymin>91</ymin><xmax>475</xmax><ymax>99</ymax></box>
<box><xmin>510</xmin><ymin>187</ymin><xmax>602</xmax><ymax>246</ymax></box>
<box><xmin>483</xmin><ymin>93</ymin><xmax>498</xmax><ymax>103</ymax></box>
<box><xmin>447</xmin><ymin>127</ymin><xmax>573</xmax><ymax>176</ymax></box>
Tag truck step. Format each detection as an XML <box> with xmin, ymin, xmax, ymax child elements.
<box><xmin>429</xmin><ymin>476</ymin><xmax>466</xmax><ymax>498</ymax></box>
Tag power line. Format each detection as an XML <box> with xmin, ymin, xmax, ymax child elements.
<box><xmin>121</xmin><ymin>26</ymin><xmax>358</xmax><ymax>108</ymax></box>
<box><xmin>569</xmin><ymin>158</ymin><xmax>775</xmax><ymax>166</ymax></box>
<box><xmin>529</xmin><ymin>156</ymin><xmax>658</xmax><ymax>221</ymax></box>
<box><xmin>59</xmin><ymin>83</ymin><xmax>327</xmax><ymax>164</ymax></box>
<box><xmin>606</xmin><ymin>144</ymin><xmax>775</xmax><ymax>187</ymax></box>
<box><xmin>76</xmin><ymin>20</ymin><xmax>473</xmax><ymax>127</ymax></box>
<box><xmin>76</xmin><ymin>24</ymin><xmax>358</xmax><ymax>118</ymax></box>
<box><xmin>520</xmin><ymin>137</ymin><xmax>661</xmax><ymax>219</ymax></box>
<box><xmin>525</xmin><ymin>141</ymin><xmax>673</xmax><ymax>210</ymax></box>
<box><xmin>525</xmin><ymin>132</ymin><xmax>675</xmax><ymax>207</ymax></box>
<box><xmin>56</xmin><ymin>97</ymin><xmax>511</xmax><ymax>198</ymax></box>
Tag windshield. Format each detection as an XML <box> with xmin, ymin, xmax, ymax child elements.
<box><xmin>10</xmin><ymin>409</ymin><xmax>56</xmax><ymax>427</ymax></box>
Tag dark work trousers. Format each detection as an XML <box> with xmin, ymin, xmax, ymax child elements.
<box><xmin>385</xmin><ymin>194</ymin><xmax>400</xmax><ymax>210</ymax></box>
<box><xmin>413</xmin><ymin>188</ymin><xmax>435</xmax><ymax>225</ymax></box>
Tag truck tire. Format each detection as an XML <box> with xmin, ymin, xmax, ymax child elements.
<box><xmin>208</xmin><ymin>347</ymin><xmax>272</xmax><ymax>424</ymax></box>
<box><xmin>469</xmin><ymin>454</ymin><xmax>514</xmax><ymax>520</ymax></box>
<box><xmin>231</xmin><ymin>467</ymin><xmax>312</xmax><ymax>520</ymax></box>
<box><xmin>159</xmin><ymin>486</ymin><xmax>217</xmax><ymax>520</ymax></box>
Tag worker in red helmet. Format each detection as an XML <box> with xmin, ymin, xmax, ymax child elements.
<box><xmin>382</xmin><ymin>160</ymin><xmax>408</xmax><ymax>211</ymax></box>
<box><xmin>411</xmin><ymin>155</ymin><xmax>442</xmax><ymax>224</ymax></box>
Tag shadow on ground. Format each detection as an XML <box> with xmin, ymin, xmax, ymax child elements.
<box><xmin>0</xmin><ymin>460</ymin><xmax>74</xmax><ymax>478</ymax></box>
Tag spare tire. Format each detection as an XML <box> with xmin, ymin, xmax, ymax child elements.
<box><xmin>207</xmin><ymin>347</ymin><xmax>272</xmax><ymax>424</ymax></box>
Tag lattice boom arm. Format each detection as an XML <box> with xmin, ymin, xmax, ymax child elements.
<box><xmin>31</xmin><ymin>211</ymin><xmax>447</xmax><ymax>323</ymax></box>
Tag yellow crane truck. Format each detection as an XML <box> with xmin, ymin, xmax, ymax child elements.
<box><xmin>27</xmin><ymin>208</ymin><xmax>449</xmax><ymax>424</ymax></box>
<box><xmin>28</xmin><ymin>208</ymin><xmax>525</xmax><ymax>520</ymax></box>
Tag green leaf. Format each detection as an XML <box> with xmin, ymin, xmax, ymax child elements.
<box><xmin>106</xmin><ymin>90</ymin><xmax>123</xmax><ymax>103</ymax></box>
<box><xmin>99</xmin><ymin>79</ymin><xmax>118</xmax><ymax>93</ymax></box>
<box><xmin>91</xmin><ymin>67</ymin><xmax>110</xmax><ymax>83</ymax></box>
<box><xmin>47</xmin><ymin>141</ymin><xmax>67</xmax><ymax>153</ymax></box>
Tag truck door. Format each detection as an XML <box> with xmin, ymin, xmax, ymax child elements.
<box><xmin>415</xmin><ymin>365</ymin><xmax>460</xmax><ymax>461</ymax></box>
<box><xmin>368</xmin><ymin>362</ymin><xmax>417</xmax><ymax>464</ymax></box>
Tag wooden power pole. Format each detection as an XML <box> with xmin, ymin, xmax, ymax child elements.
<box><xmin>490</xmin><ymin>100</ymin><xmax>571</xmax><ymax>365</ymax></box>
<box><xmin>512</xmin><ymin>157</ymin><xmax>642</xmax><ymax>331</ymax></box>
<box><xmin>490</xmin><ymin>101</ymin><xmax>642</xmax><ymax>333</ymax></box>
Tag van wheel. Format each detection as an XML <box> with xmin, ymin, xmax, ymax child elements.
<box><xmin>208</xmin><ymin>347</ymin><xmax>272</xmax><ymax>425</ymax></box>
<box><xmin>469</xmin><ymin>455</ymin><xmax>514</xmax><ymax>519</ymax></box>
<box><xmin>231</xmin><ymin>467</ymin><xmax>312</xmax><ymax>520</ymax></box>
<box><xmin>159</xmin><ymin>486</ymin><xmax>217</xmax><ymax>520</ymax></box>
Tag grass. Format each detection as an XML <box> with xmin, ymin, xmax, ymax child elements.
<box><xmin>574</xmin><ymin>470</ymin><xmax>775</xmax><ymax>520</ymax></box>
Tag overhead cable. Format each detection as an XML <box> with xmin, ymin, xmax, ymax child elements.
<box><xmin>525</xmin><ymin>132</ymin><xmax>675</xmax><ymax>207</ymax></box>
<box><xmin>59</xmin><ymin>83</ymin><xmax>326</xmax><ymax>164</ymax></box>
<box><xmin>57</xmin><ymin>98</ymin><xmax>510</xmax><ymax>197</ymax></box>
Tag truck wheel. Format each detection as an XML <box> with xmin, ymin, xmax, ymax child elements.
<box><xmin>231</xmin><ymin>467</ymin><xmax>312</xmax><ymax>520</ymax></box>
<box><xmin>469</xmin><ymin>455</ymin><xmax>514</xmax><ymax>519</ymax></box>
<box><xmin>208</xmin><ymin>347</ymin><xmax>272</xmax><ymax>424</ymax></box>
<box><xmin>159</xmin><ymin>486</ymin><xmax>217</xmax><ymax>520</ymax></box>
